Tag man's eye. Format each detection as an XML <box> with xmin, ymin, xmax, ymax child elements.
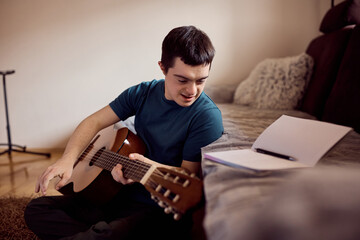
<box><xmin>178</xmin><ymin>79</ymin><xmax>187</xmax><ymax>83</ymax></box>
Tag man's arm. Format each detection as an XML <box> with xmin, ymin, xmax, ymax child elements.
<box><xmin>35</xmin><ymin>105</ymin><xmax>121</xmax><ymax>195</ymax></box>
<box><xmin>181</xmin><ymin>160</ymin><xmax>201</xmax><ymax>177</ymax></box>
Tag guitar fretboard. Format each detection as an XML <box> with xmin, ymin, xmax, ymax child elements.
<box><xmin>90</xmin><ymin>149</ymin><xmax>152</xmax><ymax>182</ymax></box>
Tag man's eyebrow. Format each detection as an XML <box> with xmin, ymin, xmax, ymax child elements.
<box><xmin>173</xmin><ymin>74</ymin><xmax>209</xmax><ymax>81</ymax></box>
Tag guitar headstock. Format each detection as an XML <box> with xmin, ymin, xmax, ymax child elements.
<box><xmin>144</xmin><ymin>167</ymin><xmax>203</xmax><ymax>220</ymax></box>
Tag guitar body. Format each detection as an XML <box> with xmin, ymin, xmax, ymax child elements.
<box><xmin>58</xmin><ymin>126</ymin><xmax>146</xmax><ymax>205</ymax></box>
<box><xmin>58</xmin><ymin>125</ymin><xmax>203</xmax><ymax>218</ymax></box>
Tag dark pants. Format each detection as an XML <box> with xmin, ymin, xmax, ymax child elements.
<box><xmin>24</xmin><ymin>184</ymin><xmax>192</xmax><ymax>240</ymax></box>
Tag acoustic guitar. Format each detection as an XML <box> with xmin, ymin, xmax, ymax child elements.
<box><xmin>58</xmin><ymin>125</ymin><xmax>203</xmax><ymax>220</ymax></box>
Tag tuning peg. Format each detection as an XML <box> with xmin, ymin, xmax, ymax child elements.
<box><xmin>151</xmin><ymin>195</ymin><xmax>159</xmax><ymax>202</ymax></box>
<box><xmin>182</xmin><ymin>179</ymin><xmax>190</xmax><ymax>187</ymax></box>
<box><xmin>164</xmin><ymin>189</ymin><xmax>171</xmax><ymax>197</ymax></box>
<box><xmin>173</xmin><ymin>194</ymin><xmax>180</xmax><ymax>203</ymax></box>
<box><xmin>155</xmin><ymin>184</ymin><xmax>162</xmax><ymax>192</ymax></box>
<box><xmin>173</xmin><ymin>213</ymin><xmax>181</xmax><ymax>221</ymax></box>
<box><xmin>164</xmin><ymin>173</ymin><xmax>171</xmax><ymax>180</ymax></box>
<box><xmin>158</xmin><ymin>201</ymin><xmax>166</xmax><ymax>208</ymax></box>
<box><xmin>173</xmin><ymin>176</ymin><xmax>180</xmax><ymax>183</ymax></box>
<box><xmin>164</xmin><ymin>207</ymin><xmax>172</xmax><ymax>214</ymax></box>
<box><xmin>190</xmin><ymin>173</ymin><xmax>196</xmax><ymax>178</ymax></box>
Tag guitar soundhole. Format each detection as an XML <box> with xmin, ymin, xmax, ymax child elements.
<box><xmin>89</xmin><ymin>147</ymin><xmax>105</xmax><ymax>166</ymax></box>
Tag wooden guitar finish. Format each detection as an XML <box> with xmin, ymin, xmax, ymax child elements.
<box><xmin>58</xmin><ymin>126</ymin><xmax>203</xmax><ymax>219</ymax></box>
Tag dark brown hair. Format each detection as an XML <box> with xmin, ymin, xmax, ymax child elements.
<box><xmin>161</xmin><ymin>26</ymin><xmax>215</xmax><ymax>73</ymax></box>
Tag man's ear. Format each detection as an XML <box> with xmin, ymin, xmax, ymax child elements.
<box><xmin>158</xmin><ymin>61</ymin><xmax>167</xmax><ymax>75</ymax></box>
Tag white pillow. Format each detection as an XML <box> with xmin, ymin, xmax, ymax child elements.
<box><xmin>234</xmin><ymin>53</ymin><xmax>314</xmax><ymax>110</ymax></box>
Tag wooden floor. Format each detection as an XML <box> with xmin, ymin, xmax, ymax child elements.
<box><xmin>0</xmin><ymin>148</ymin><xmax>64</xmax><ymax>198</ymax></box>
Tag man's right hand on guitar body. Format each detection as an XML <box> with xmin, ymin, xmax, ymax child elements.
<box><xmin>35</xmin><ymin>156</ymin><xmax>75</xmax><ymax>196</ymax></box>
<box><xmin>35</xmin><ymin>105</ymin><xmax>123</xmax><ymax>196</ymax></box>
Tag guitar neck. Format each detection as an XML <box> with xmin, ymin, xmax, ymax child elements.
<box><xmin>90</xmin><ymin>148</ymin><xmax>153</xmax><ymax>182</ymax></box>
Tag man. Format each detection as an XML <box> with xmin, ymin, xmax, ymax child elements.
<box><xmin>25</xmin><ymin>25</ymin><xmax>223</xmax><ymax>239</ymax></box>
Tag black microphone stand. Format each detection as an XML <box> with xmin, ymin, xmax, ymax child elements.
<box><xmin>0</xmin><ymin>70</ymin><xmax>51</xmax><ymax>158</ymax></box>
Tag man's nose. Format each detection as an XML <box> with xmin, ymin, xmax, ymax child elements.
<box><xmin>186</xmin><ymin>82</ymin><xmax>197</xmax><ymax>95</ymax></box>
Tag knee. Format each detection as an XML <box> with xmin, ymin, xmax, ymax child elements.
<box><xmin>24</xmin><ymin>198</ymin><xmax>39</xmax><ymax>227</ymax></box>
<box><xmin>24</xmin><ymin>197</ymin><xmax>49</xmax><ymax>228</ymax></box>
<box><xmin>24</xmin><ymin>197</ymin><xmax>44</xmax><ymax>214</ymax></box>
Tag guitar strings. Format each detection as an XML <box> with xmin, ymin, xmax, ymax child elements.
<box><xmin>80</xmin><ymin>150</ymin><xmax>148</xmax><ymax>181</ymax></box>
<box><xmin>77</xmin><ymin>147</ymin><xmax>152</xmax><ymax>182</ymax></box>
<box><xmin>79</xmin><ymin>146</ymin><xmax>150</xmax><ymax>170</ymax></box>
<box><xmin>101</xmin><ymin>150</ymin><xmax>150</xmax><ymax>181</ymax></box>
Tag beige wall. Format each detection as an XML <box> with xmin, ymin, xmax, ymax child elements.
<box><xmin>0</xmin><ymin>0</ymin><xmax>335</xmax><ymax>148</ymax></box>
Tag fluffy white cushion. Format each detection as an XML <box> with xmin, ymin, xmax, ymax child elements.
<box><xmin>234</xmin><ymin>53</ymin><xmax>314</xmax><ymax>110</ymax></box>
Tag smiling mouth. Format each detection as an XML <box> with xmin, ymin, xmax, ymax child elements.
<box><xmin>181</xmin><ymin>94</ymin><xmax>195</xmax><ymax>101</ymax></box>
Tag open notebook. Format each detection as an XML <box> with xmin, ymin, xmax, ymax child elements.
<box><xmin>204</xmin><ymin>115</ymin><xmax>352</xmax><ymax>171</ymax></box>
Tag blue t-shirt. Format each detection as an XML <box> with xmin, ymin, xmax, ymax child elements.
<box><xmin>109</xmin><ymin>79</ymin><xmax>223</xmax><ymax>167</ymax></box>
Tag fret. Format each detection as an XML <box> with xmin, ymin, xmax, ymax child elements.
<box><xmin>91</xmin><ymin>149</ymin><xmax>152</xmax><ymax>182</ymax></box>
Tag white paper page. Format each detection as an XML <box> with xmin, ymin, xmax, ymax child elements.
<box><xmin>204</xmin><ymin>149</ymin><xmax>308</xmax><ymax>170</ymax></box>
<box><xmin>252</xmin><ymin>115</ymin><xmax>352</xmax><ymax>166</ymax></box>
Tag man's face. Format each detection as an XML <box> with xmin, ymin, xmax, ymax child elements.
<box><xmin>160</xmin><ymin>57</ymin><xmax>210</xmax><ymax>107</ymax></box>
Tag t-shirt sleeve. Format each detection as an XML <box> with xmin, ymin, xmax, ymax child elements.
<box><xmin>109</xmin><ymin>81</ymin><xmax>150</xmax><ymax>120</ymax></box>
<box><xmin>183</xmin><ymin>107</ymin><xmax>224</xmax><ymax>162</ymax></box>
